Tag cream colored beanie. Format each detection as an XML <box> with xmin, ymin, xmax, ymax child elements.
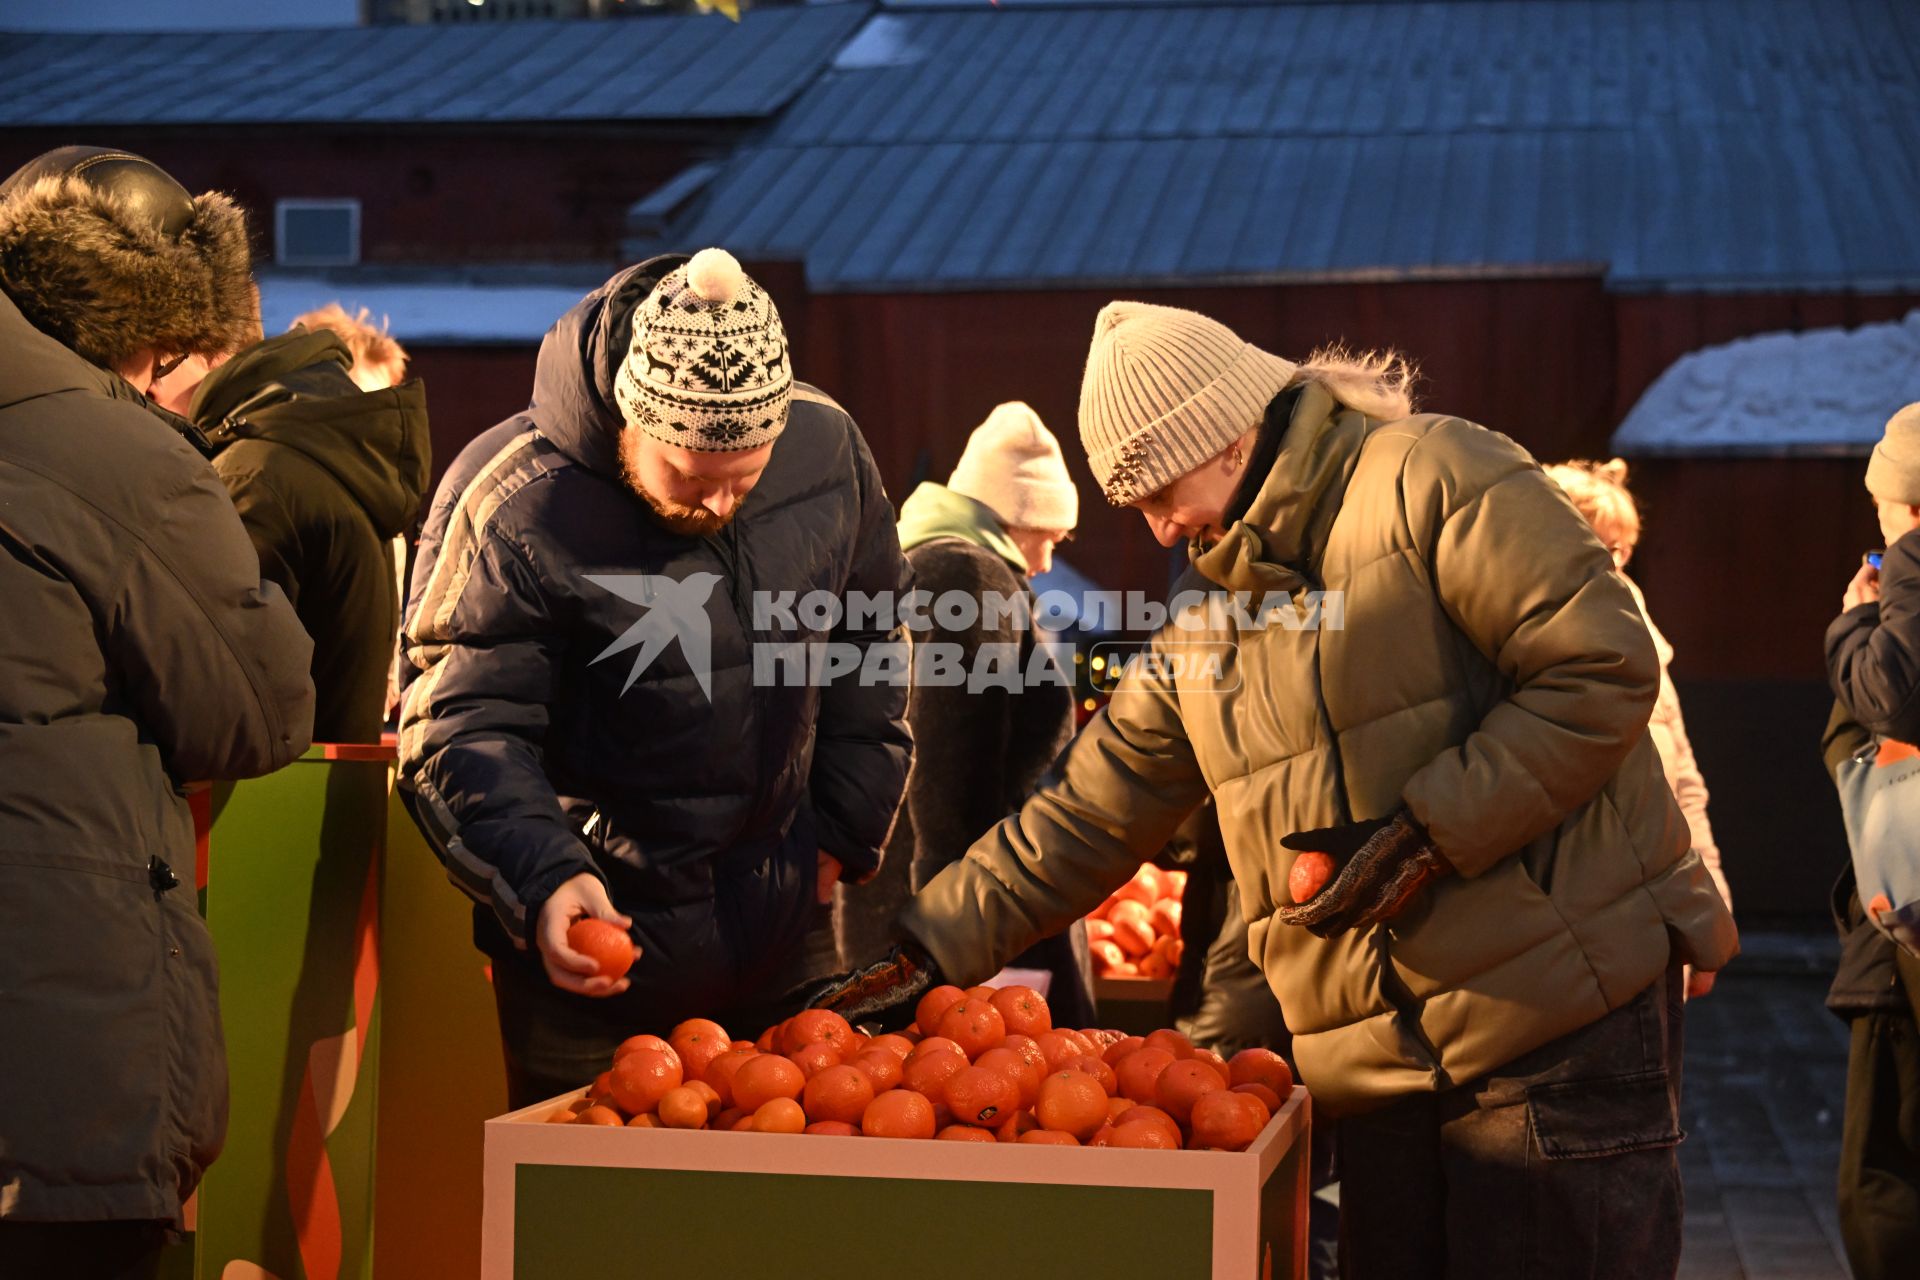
<box><xmin>1078</xmin><ymin>301</ymin><xmax>1298</xmax><ymax>505</ymax></box>
<box><xmin>1867</xmin><ymin>403</ymin><xmax>1920</xmax><ymax>505</ymax></box>
<box><xmin>948</xmin><ymin>401</ymin><xmax>1079</xmax><ymax>531</ymax></box>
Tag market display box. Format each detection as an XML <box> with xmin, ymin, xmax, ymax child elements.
<box><xmin>482</xmin><ymin>1085</ymin><xmax>1310</xmax><ymax>1279</ymax></box>
<box><xmin>1094</xmin><ymin>973</ymin><xmax>1176</xmax><ymax>1035</ymax></box>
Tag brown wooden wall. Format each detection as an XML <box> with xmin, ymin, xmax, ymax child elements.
<box><xmin>1</xmin><ymin>127</ymin><xmax>706</xmax><ymax>262</ymax></box>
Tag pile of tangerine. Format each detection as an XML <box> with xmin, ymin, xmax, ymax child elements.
<box><xmin>549</xmin><ymin>982</ymin><xmax>1291</xmax><ymax>1151</ymax></box>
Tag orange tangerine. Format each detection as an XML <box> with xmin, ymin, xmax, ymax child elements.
<box><xmin>751</xmin><ymin>1098</ymin><xmax>806</xmax><ymax>1134</ymax></box>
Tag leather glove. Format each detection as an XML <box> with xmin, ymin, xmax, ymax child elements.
<box><xmin>793</xmin><ymin>942</ymin><xmax>940</xmax><ymax>1032</ymax></box>
<box><xmin>1271</xmin><ymin>808</ymin><xmax>1453</xmax><ymax>938</ymax></box>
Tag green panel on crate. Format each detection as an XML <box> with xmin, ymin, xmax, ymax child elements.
<box><xmin>373</xmin><ymin>792</ymin><xmax>506</xmax><ymax>1280</ymax></box>
<box><xmin>198</xmin><ymin>755</ymin><xmax>387</xmax><ymax>1280</ymax></box>
<box><xmin>513</xmin><ymin>1165</ymin><xmax>1211</xmax><ymax>1278</ymax></box>
<box><xmin>1258</xmin><ymin>1140</ymin><xmax>1305</xmax><ymax>1279</ymax></box>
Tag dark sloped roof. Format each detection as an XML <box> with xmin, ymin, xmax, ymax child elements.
<box><xmin>0</xmin><ymin>4</ymin><xmax>872</xmax><ymax>125</ymax></box>
<box><xmin>670</xmin><ymin>0</ymin><xmax>1920</xmax><ymax>291</ymax></box>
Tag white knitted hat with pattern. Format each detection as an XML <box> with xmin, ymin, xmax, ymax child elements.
<box><xmin>614</xmin><ymin>247</ymin><xmax>792</xmax><ymax>452</ymax></box>
<box><xmin>1078</xmin><ymin>301</ymin><xmax>1297</xmax><ymax>504</ymax></box>
<box><xmin>947</xmin><ymin>402</ymin><xmax>1079</xmax><ymax>531</ymax></box>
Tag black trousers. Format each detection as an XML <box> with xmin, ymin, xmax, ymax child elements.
<box><xmin>1337</xmin><ymin>965</ymin><xmax>1687</xmax><ymax>1280</ymax></box>
<box><xmin>1838</xmin><ymin>1003</ymin><xmax>1920</xmax><ymax>1280</ymax></box>
<box><xmin>0</xmin><ymin>1221</ymin><xmax>167</xmax><ymax>1280</ymax></box>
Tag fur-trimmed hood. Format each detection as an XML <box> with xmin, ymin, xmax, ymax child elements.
<box><xmin>0</xmin><ymin>165</ymin><xmax>255</xmax><ymax>372</ymax></box>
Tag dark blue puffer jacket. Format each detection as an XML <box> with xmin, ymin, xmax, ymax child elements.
<box><xmin>397</xmin><ymin>256</ymin><xmax>911</xmax><ymax>1015</ymax></box>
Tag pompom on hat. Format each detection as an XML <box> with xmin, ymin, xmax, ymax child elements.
<box><xmin>947</xmin><ymin>402</ymin><xmax>1079</xmax><ymax>532</ymax></box>
<box><xmin>614</xmin><ymin>247</ymin><xmax>793</xmax><ymax>453</ymax></box>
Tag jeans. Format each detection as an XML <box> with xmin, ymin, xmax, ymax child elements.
<box><xmin>1336</xmin><ymin>963</ymin><xmax>1686</xmax><ymax>1280</ymax></box>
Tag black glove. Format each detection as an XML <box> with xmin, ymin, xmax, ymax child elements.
<box><xmin>1271</xmin><ymin>808</ymin><xmax>1453</xmax><ymax>938</ymax></box>
<box><xmin>794</xmin><ymin>942</ymin><xmax>940</xmax><ymax>1032</ymax></box>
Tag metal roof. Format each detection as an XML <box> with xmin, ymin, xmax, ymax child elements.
<box><xmin>1612</xmin><ymin>309</ymin><xmax>1920</xmax><ymax>456</ymax></box>
<box><xmin>0</xmin><ymin>4</ymin><xmax>872</xmax><ymax>125</ymax></box>
<box><xmin>666</xmin><ymin>0</ymin><xmax>1920</xmax><ymax>291</ymax></box>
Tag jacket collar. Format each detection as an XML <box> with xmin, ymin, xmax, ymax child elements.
<box><xmin>895</xmin><ymin>482</ymin><xmax>1028</xmax><ymax>571</ymax></box>
<box><xmin>1193</xmin><ymin>382</ymin><xmax>1370</xmax><ymax>595</ymax></box>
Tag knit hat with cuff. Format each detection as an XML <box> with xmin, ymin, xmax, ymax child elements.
<box><xmin>1078</xmin><ymin>300</ymin><xmax>1297</xmax><ymax>505</ymax></box>
<box><xmin>614</xmin><ymin>247</ymin><xmax>792</xmax><ymax>452</ymax></box>
<box><xmin>947</xmin><ymin>401</ymin><xmax>1079</xmax><ymax>531</ymax></box>
<box><xmin>1867</xmin><ymin>402</ymin><xmax>1920</xmax><ymax>505</ymax></box>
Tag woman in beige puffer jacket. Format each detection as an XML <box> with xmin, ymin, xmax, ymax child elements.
<box><xmin>818</xmin><ymin>303</ymin><xmax>1738</xmax><ymax>1280</ymax></box>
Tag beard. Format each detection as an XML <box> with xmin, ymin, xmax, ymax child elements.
<box><xmin>618</xmin><ymin>428</ymin><xmax>733</xmax><ymax>537</ymax></box>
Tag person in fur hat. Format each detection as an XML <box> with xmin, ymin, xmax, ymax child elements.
<box><xmin>0</xmin><ymin>146</ymin><xmax>314</xmax><ymax>1275</ymax></box>
<box><xmin>838</xmin><ymin>402</ymin><xmax>1096</xmax><ymax>1025</ymax></box>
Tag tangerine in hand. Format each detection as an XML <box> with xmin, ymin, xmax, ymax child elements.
<box><xmin>566</xmin><ymin>918</ymin><xmax>635</xmax><ymax>978</ymax></box>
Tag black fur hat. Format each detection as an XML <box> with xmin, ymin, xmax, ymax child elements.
<box><xmin>0</xmin><ymin>145</ymin><xmax>256</xmax><ymax>372</ymax></box>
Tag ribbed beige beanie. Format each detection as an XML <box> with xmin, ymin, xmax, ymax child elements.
<box><xmin>1867</xmin><ymin>402</ymin><xmax>1920</xmax><ymax>505</ymax></box>
<box><xmin>1078</xmin><ymin>301</ymin><xmax>1298</xmax><ymax>505</ymax></box>
<box><xmin>948</xmin><ymin>401</ymin><xmax>1079</xmax><ymax>531</ymax></box>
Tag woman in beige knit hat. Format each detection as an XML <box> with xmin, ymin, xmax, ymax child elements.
<box><xmin>816</xmin><ymin>301</ymin><xmax>1737</xmax><ymax>1279</ymax></box>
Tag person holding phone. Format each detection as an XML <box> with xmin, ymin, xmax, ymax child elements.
<box><xmin>1824</xmin><ymin>401</ymin><xmax>1920</xmax><ymax>1280</ymax></box>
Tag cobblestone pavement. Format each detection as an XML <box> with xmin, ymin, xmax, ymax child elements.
<box><xmin>1679</xmin><ymin>932</ymin><xmax>1854</xmax><ymax>1280</ymax></box>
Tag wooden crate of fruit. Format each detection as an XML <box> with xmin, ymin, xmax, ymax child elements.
<box><xmin>1087</xmin><ymin>864</ymin><xmax>1186</xmax><ymax>1033</ymax></box>
<box><xmin>482</xmin><ymin>992</ymin><xmax>1310</xmax><ymax>1279</ymax></box>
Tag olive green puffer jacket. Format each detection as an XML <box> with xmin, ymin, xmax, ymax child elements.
<box><xmin>900</xmin><ymin>383</ymin><xmax>1738</xmax><ymax>1116</ymax></box>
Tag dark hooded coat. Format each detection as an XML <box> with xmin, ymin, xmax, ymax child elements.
<box><xmin>0</xmin><ymin>287</ymin><xmax>313</xmax><ymax>1226</ymax></box>
<box><xmin>192</xmin><ymin>329</ymin><xmax>430</xmax><ymax>742</ymax></box>
<box><xmin>397</xmin><ymin>257</ymin><xmax>911</xmax><ymax>1023</ymax></box>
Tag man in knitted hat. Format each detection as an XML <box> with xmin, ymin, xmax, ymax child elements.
<box><xmin>1824</xmin><ymin>401</ymin><xmax>1920</xmax><ymax>1280</ymax></box>
<box><xmin>398</xmin><ymin>249</ymin><xmax>911</xmax><ymax>1106</ymax></box>
<box><xmin>817</xmin><ymin>301</ymin><xmax>1736</xmax><ymax>1278</ymax></box>
<box><xmin>837</xmin><ymin>402</ymin><xmax>1095</xmax><ymax>1024</ymax></box>
<box><xmin>0</xmin><ymin>147</ymin><xmax>314</xmax><ymax>1272</ymax></box>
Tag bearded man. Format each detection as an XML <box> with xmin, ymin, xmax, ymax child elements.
<box><xmin>398</xmin><ymin>250</ymin><xmax>911</xmax><ymax>1106</ymax></box>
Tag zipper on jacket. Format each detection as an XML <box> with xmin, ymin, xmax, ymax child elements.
<box><xmin>704</xmin><ymin>525</ymin><xmax>771</xmax><ymax>849</ymax></box>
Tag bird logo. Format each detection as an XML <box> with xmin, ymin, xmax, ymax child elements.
<box><xmin>585</xmin><ymin>572</ymin><xmax>724</xmax><ymax>701</ymax></box>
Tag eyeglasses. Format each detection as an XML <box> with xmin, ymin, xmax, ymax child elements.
<box><xmin>150</xmin><ymin>352</ymin><xmax>189</xmax><ymax>384</ymax></box>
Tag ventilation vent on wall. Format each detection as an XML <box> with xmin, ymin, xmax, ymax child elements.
<box><xmin>276</xmin><ymin>199</ymin><xmax>361</xmax><ymax>267</ymax></box>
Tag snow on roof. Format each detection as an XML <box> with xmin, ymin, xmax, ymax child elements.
<box><xmin>1611</xmin><ymin>311</ymin><xmax>1920</xmax><ymax>457</ymax></box>
<box><xmin>258</xmin><ymin>274</ymin><xmax>589</xmax><ymax>346</ymax></box>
